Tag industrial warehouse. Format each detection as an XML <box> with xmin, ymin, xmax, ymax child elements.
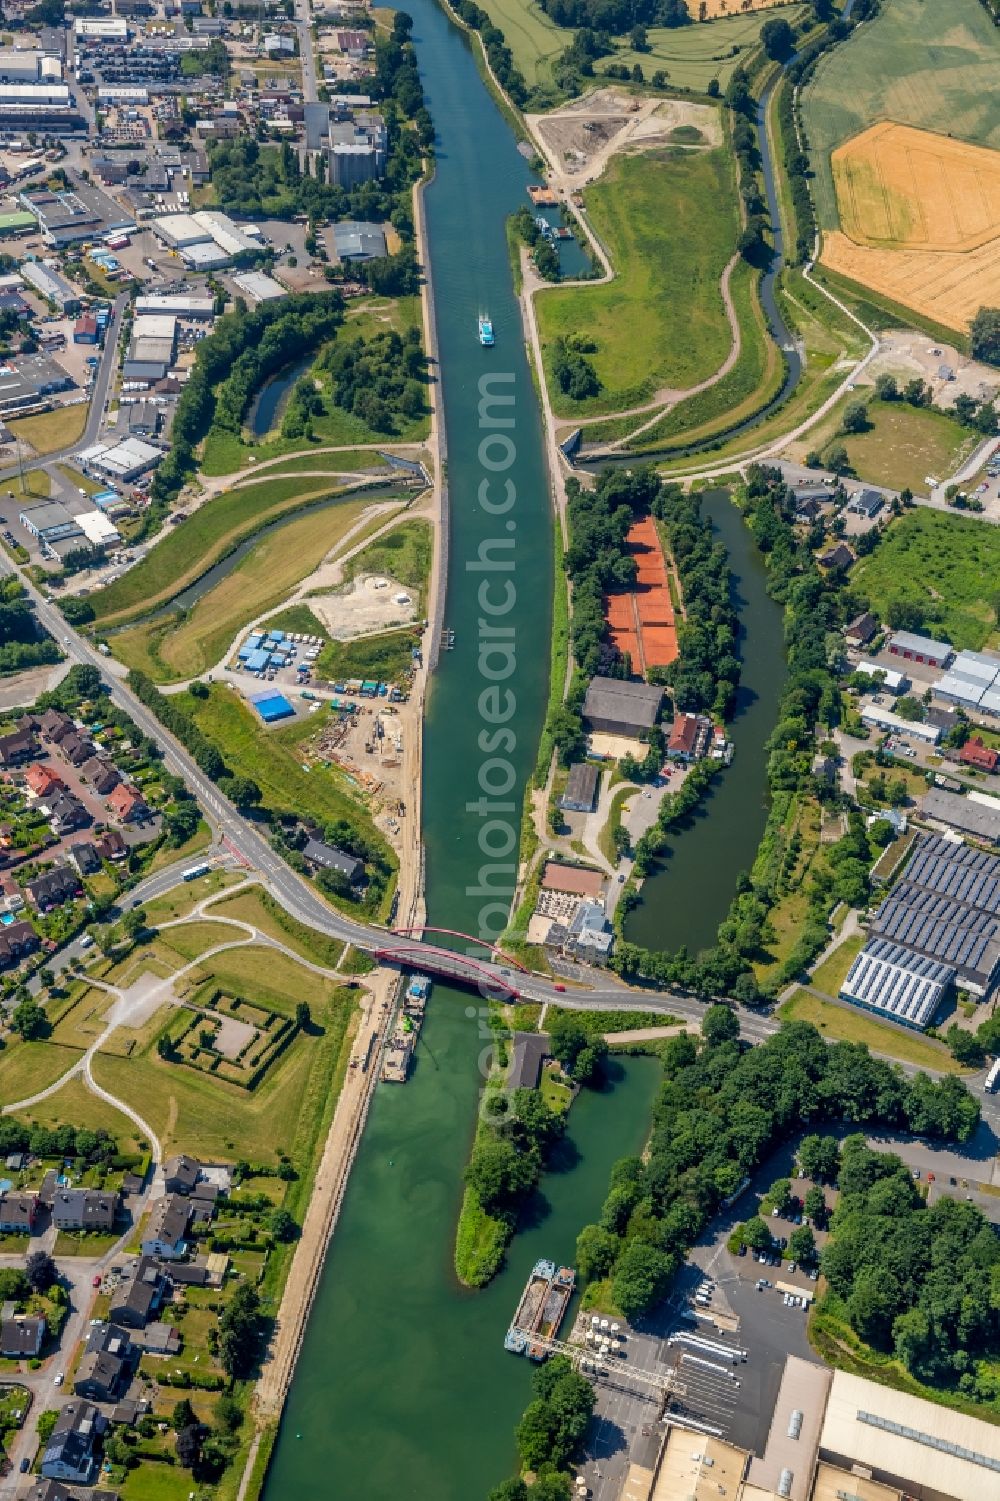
<box><xmin>841</xmin><ymin>834</ymin><xmax>1000</xmax><ymax>1027</ymax></box>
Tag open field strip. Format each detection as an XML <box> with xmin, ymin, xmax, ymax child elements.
<box><xmin>790</xmin><ymin>397</ymin><xmax>978</xmax><ymax>496</ymax></box>
<box><xmin>802</xmin><ymin>0</ymin><xmax>1000</xmax><ymax>230</ymax></box>
<box><xmin>819</xmin><ymin>230</ymin><xmax>1000</xmax><ymax>335</ymax></box>
<box><xmin>537</xmin><ymin>146</ymin><xmax>741</xmax><ymax>416</ymax></box>
<box><xmin>474</xmin><ymin>0</ymin><xmax>564</xmax><ymax>86</ymax></box>
<box><xmin>10</xmin><ymin>404</ymin><xmax>88</xmax><ymax>456</ymax></box>
<box><xmin>598</xmin><ymin>6</ymin><xmax>804</xmax><ymax>91</ymax></box>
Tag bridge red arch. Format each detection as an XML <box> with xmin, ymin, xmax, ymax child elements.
<box><xmin>390</xmin><ymin>925</ymin><xmax>530</xmax><ymax>974</ymax></box>
<box><xmin>373</xmin><ymin>945</ymin><xmax>521</xmax><ymax>998</ymax></box>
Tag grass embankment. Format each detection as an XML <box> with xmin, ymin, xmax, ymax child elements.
<box><xmin>91</xmin><ymin>949</ymin><xmax>356</xmax><ymax>1162</ymax></box>
<box><xmin>111</xmin><ymin>498</ymin><xmax>377</xmax><ymax>682</ymax></box>
<box><xmin>532</xmin><ymin>518</ymin><xmax>570</xmax><ymax>784</ymax></box>
<box><xmin>626</xmin><ymin>261</ymin><xmax>783</xmax><ymax>453</ymax></box>
<box><xmin>10</xmin><ymin>404</ymin><xmax>88</xmax><ymax>456</ymax></box>
<box><xmin>778</xmin><ymin>988</ymin><xmax>962</xmax><ymax>1073</ymax></box>
<box><xmin>207</xmin><ymin>885</ymin><xmax>346</xmax><ymax>969</ymax></box>
<box><xmin>92</xmin><ymin>478</ymin><xmax>360</xmax><ymax>627</ymax></box>
<box><xmin>545</xmin><ymin>1006</ymin><xmax>679</xmax><ymax>1034</ymax></box>
<box><xmin>232</xmin><ymin>450</ymin><xmax>395</xmax><ymax>481</ymax></box>
<box><xmin>537</xmin><ymin>146</ymin><xmax>740</xmax><ymax>416</ymax></box>
<box><xmin>752</xmin><ymin>796</ymin><xmax>825</xmax><ymax>987</ymax></box>
<box><xmin>806</xmin><ymin>400</ymin><xmax>977</xmax><ymax>496</ymax></box>
<box><xmin>313</xmin><ymin>517</ymin><xmax>432</xmax><ymax>682</ymax></box>
<box><xmin>597</xmin><ymin>783</ymin><xmax>638</xmax><ymax>864</ymax></box>
<box><xmin>597</xmin><ymin>7</ymin><xmax>806</xmax><ymax>91</ymax></box>
<box><xmin>809</xmin><ymin>1292</ymin><xmax>1000</xmax><ymax>1427</ymax></box>
<box><xmin>801</xmin><ymin>0</ymin><xmax>1000</xmax><ymax>231</ymax></box>
<box><xmin>852</xmin><ymin>508</ymin><xmax>1000</xmax><ymax>651</ymax></box>
<box><xmin>11</xmin><ymin>1074</ymin><xmax>143</xmax><ymax>1156</ymax></box>
<box><xmin>454</xmin><ymin>1181</ymin><xmax>509</xmax><ymax>1289</ymax></box>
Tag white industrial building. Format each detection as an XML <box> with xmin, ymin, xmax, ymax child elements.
<box><xmin>78</xmin><ymin>437</ymin><xmax>164</xmax><ymax>482</ymax></box>
<box><xmin>887</xmin><ymin>630</ymin><xmax>953</xmax><ymax>667</ymax></box>
<box><xmin>76</xmin><ymin>510</ymin><xmax>121</xmax><ymax>549</ymax></box>
<box><xmin>0</xmin><ymin>50</ymin><xmax>62</xmax><ymax>84</ymax></box>
<box><xmin>933</xmin><ymin>647</ymin><xmax>1000</xmax><ymax>713</ymax></box>
<box><xmin>74</xmin><ymin>18</ymin><xmax>128</xmax><ymax>40</ymax></box>
<box><xmin>135</xmin><ymin>294</ymin><xmax>215</xmax><ymax>320</ymax></box>
<box><xmin>151</xmin><ymin>213</ymin><xmax>208</xmax><ymax>250</ymax></box>
<box><xmin>859</xmin><ymin>704</ymin><xmax>941</xmax><ymax>744</ymax></box>
<box><xmin>232</xmin><ymin>270</ymin><xmax>285</xmax><ymax>303</ymax></box>
<box><xmin>152</xmin><ymin>211</ymin><xmax>259</xmax><ymax>269</ymax></box>
<box><xmin>841</xmin><ymin>938</ymin><xmax>953</xmax><ymax>1030</ymax></box>
<box><xmin>20</xmin><ymin>260</ymin><xmax>80</xmax><ymax>311</ymax></box>
<box><xmin>0</xmin><ymin>82</ymin><xmax>70</xmax><ymax>106</ymax></box>
<box><xmin>855</xmin><ymin>659</ymin><xmax>906</xmax><ymax>694</ymax></box>
<box><xmin>97</xmin><ymin>86</ymin><xmax>148</xmax><ymax>105</ymax></box>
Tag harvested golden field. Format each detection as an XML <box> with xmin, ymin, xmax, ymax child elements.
<box><xmin>697</xmin><ymin>0</ymin><xmax>791</xmax><ymax>14</ymax></box>
<box><xmin>822</xmin><ymin>123</ymin><xmax>1000</xmax><ymax>332</ymax></box>
<box><xmin>832</xmin><ymin>123</ymin><xmax>1000</xmax><ymax>250</ymax></box>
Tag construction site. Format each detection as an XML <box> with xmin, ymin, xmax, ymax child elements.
<box><xmin>528</xmin><ymin>91</ymin><xmax>720</xmax><ymax>183</ymax></box>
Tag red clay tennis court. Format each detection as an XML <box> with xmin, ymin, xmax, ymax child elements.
<box><xmin>604</xmin><ymin>517</ymin><xmax>679</xmax><ymax>673</ymax></box>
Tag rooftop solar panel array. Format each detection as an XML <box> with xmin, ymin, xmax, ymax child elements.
<box><xmin>841</xmin><ymin>834</ymin><xmax>1000</xmax><ymax>1027</ymax></box>
<box><xmin>841</xmin><ymin>938</ymin><xmax>953</xmax><ymax>1029</ymax></box>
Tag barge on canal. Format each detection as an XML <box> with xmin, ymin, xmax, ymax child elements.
<box><xmin>504</xmin><ymin>1259</ymin><xmax>575</xmax><ymax>1360</ymax></box>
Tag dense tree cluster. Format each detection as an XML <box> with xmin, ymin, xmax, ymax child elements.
<box><xmin>821</xmin><ymin>1138</ymin><xmax>1000</xmax><ymax>1400</ymax></box>
<box><xmin>0</xmin><ymin>1118</ymin><xmax>119</xmax><ymax>1165</ymax></box>
<box><xmin>971</xmin><ymin>308</ymin><xmax>1000</xmax><ymax>367</ymax></box>
<box><xmin>538</xmin><ymin>0</ymin><xmax>688</xmax><ymax>38</ymax></box>
<box><xmin>548</xmin><ymin>1013</ymin><xmax>608</xmax><ymax>1085</ymax></box>
<box><xmin>152</xmin><ymin>293</ymin><xmax>344</xmax><ymax>505</ymax></box>
<box><xmin>551</xmin><ymin>335</ymin><xmax>600</xmax><ymax>400</ymax></box>
<box><xmin>652</xmin><ymin>485</ymin><xmax>739</xmax><ymax>718</ymax></box>
<box><xmin>447</xmin><ymin>0</ymin><xmax>533</xmax><ymax>107</ymax></box>
<box><xmin>464</xmin><ymin>1088</ymin><xmax>566</xmax><ymax>1221</ymax></box>
<box><xmin>574</xmin><ymin>1024</ymin><xmax>978</xmax><ymax>1327</ymax></box>
<box><xmin>0</xmin><ymin>576</ymin><xmax>60</xmax><ymax>676</ymax></box>
<box><xmin>317</xmin><ymin>326</ymin><xmax>427</xmax><ymax>434</ymax></box>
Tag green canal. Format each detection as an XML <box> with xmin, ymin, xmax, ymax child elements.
<box><xmin>623</xmin><ymin>490</ymin><xmax>787</xmax><ymax>955</ymax></box>
<box><xmin>262</xmin><ymin>1</ymin><xmax>662</xmax><ymax>1496</ymax></box>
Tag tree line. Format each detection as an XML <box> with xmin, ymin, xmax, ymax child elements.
<box><xmin>653</xmin><ymin>485</ymin><xmax>739</xmax><ymax>719</ymax></box>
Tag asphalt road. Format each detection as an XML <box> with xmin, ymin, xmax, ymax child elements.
<box><xmin>0</xmin><ymin>294</ymin><xmax>129</xmax><ymax>489</ymax></box>
<box><xmin>295</xmin><ymin>0</ymin><xmax>319</xmax><ymax>104</ymax></box>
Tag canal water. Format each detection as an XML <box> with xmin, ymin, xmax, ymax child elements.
<box><xmin>261</xmin><ymin>1</ymin><xmax>665</xmax><ymax>1496</ymax></box>
<box><xmin>624</xmin><ymin>491</ymin><xmax>787</xmax><ymax>955</ymax></box>
<box><xmin>248</xmin><ymin>354</ymin><xmax>314</xmax><ymax>438</ymax></box>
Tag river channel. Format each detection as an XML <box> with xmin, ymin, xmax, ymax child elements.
<box><xmin>261</xmin><ymin>1</ymin><xmax>665</xmax><ymax>1496</ymax></box>
<box><xmin>624</xmin><ymin>490</ymin><xmax>787</xmax><ymax>955</ymax></box>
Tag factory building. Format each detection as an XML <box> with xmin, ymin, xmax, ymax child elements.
<box><xmin>933</xmin><ymin>648</ymin><xmax>1000</xmax><ymax>715</ymax></box>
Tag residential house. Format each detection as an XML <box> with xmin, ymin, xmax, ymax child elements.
<box><xmin>40</xmin><ymin>1401</ymin><xmax>105</xmax><ymax>1484</ymax></box>
<box><xmin>67</xmin><ymin>842</ymin><xmax>101</xmax><ymax>877</ymax></box>
<box><xmin>108</xmin><ymin>1256</ymin><xmax>168</xmax><ymax>1329</ymax></box>
<box><xmin>25</xmin><ymin>763</ymin><xmax>65</xmax><ymax>799</ymax></box>
<box><xmin>960</xmin><ymin>736</ymin><xmax>999</xmax><ymax>773</ymax></box>
<box><xmin>38</xmin><ymin>709</ymin><xmax>74</xmax><ymax>743</ymax></box>
<box><xmin>162</xmin><ymin>1260</ymin><xmax>208</xmax><ymax>1287</ymax></box>
<box><xmin>107</xmin><ymin>783</ymin><xmax>150</xmax><ymax>824</ymax></box>
<box><xmin>95</xmin><ymin>830</ymin><xmax>127</xmax><ymax>862</ymax></box>
<box><xmin>812</xmin><ymin>753</ymin><xmax>838</xmax><ymax>785</ymax></box>
<box><xmin>302</xmin><ymin>838</ymin><xmax>363</xmax><ymax>885</ymax></box>
<box><xmin>27</xmin><ymin>1481</ymin><xmax>121</xmax><ymax>1501</ymax></box>
<box><xmin>140</xmin><ymin>1195</ymin><xmax>190</xmax><ymax>1260</ymax></box>
<box><xmin>73</xmin><ymin>1323</ymin><xmax>135</xmax><ymax>1402</ymax></box>
<box><xmin>0</xmin><ymin>1314</ymin><xmax>44</xmax><ymax>1357</ymax></box>
<box><xmin>50</xmin><ymin>1188</ymin><xmax>118</xmax><ymax>1232</ymax></box>
<box><xmin>794</xmin><ymin>495</ymin><xmax>822</xmax><ymax>522</ymax></box>
<box><xmin>0</xmin><ymin>1190</ymin><xmax>39</xmax><ymax>1233</ymax></box>
<box><xmin>80</xmin><ymin>757</ymin><xmax>119</xmax><ymax>796</ymax></box>
<box><xmin>818</xmin><ymin>543</ymin><xmax>855</xmax><ymax>571</ymax></box>
<box><xmin>58</xmin><ymin>733</ymin><xmax>96</xmax><ymax>768</ymax></box>
<box><xmin>559</xmin><ymin>762</ymin><xmax>599</xmax><ymax>815</ymax></box>
<box><xmin>0</xmin><ymin>725</ymin><xmax>37</xmax><ymax>765</ymax></box>
<box><xmin>844</xmin><ymin>611</ymin><xmax>878</xmax><ymax>648</ymax></box>
<box><xmin>47</xmin><ymin>794</ymin><xmax>89</xmax><ymax>834</ymax></box>
<box><xmin>25</xmin><ymin>865</ymin><xmax>81</xmax><ymax>910</ymax></box>
<box><xmin>847</xmin><ymin>488</ymin><xmax>884</xmax><ymax>519</ymax></box>
<box><xmin>132</xmin><ymin>1320</ymin><xmax>180</xmax><ymax>1354</ymax></box>
<box><xmin>0</xmin><ymin>919</ymin><xmax>38</xmax><ymax>967</ymax></box>
<box><xmin>666</xmin><ymin>712</ymin><xmax>711</xmax><ymax>763</ymax></box>
<box><xmin>162</xmin><ymin>1154</ymin><xmax>200</xmax><ymax>1195</ymax></box>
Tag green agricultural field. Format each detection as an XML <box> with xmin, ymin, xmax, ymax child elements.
<box><xmin>92</xmin><ymin>478</ymin><xmax>357</xmax><ymax>625</ymax></box>
<box><xmin>474</xmin><ymin>0</ymin><xmax>565</xmax><ymax>88</ymax></box>
<box><xmin>113</xmin><ymin>497</ymin><xmax>381</xmax><ymax>682</ymax></box>
<box><xmin>802</xmin><ymin>0</ymin><xmax>1000</xmax><ymax>229</ymax></box>
<box><xmin>852</xmin><ymin>508</ymin><xmax>1000</xmax><ymax>653</ymax></box>
<box><xmin>811</xmin><ymin>400</ymin><xmax>977</xmax><ymax>496</ymax></box>
<box><xmin>537</xmin><ymin>146</ymin><xmax>739</xmax><ymax>415</ymax></box>
<box><xmin>598</xmin><ymin>7</ymin><xmax>804</xmax><ymax>91</ymax></box>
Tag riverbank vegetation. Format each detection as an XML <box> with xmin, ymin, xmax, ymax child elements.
<box><xmin>851</xmin><ymin>508</ymin><xmax>1000</xmax><ymax>653</ymax></box>
<box><xmin>537</xmin><ymin>147</ymin><xmax>740</xmax><ymax>415</ymax></box>
<box><xmin>814</xmin><ymin>1136</ymin><xmax>1000</xmax><ymax>1411</ymax></box>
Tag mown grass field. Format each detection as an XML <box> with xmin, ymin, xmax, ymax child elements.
<box><xmin>538</xmin><ymin>147</ymin><xmax>739</xmax><ymax>415</ymax></box>
<box><xmin>207</xmin><ymin>886</ymin><xmax>346</xmax><ymax>969</ymax></box>
<box><xmin>598</xmin><ymin>6</ymin><xmax>804</xmax><ymax>91</ymax></box>
<box><xmin>474</xmin><ymin>0</ymin><xmax>564</xmax><ymax>87</ymax></box>
<box><xmin>811</xmin><ymin>400</ymin><xmax>977</xmax><ymax>496</ymax></box>
<box><xmin>777</xmin><ymin>989</ymin><xmax>961</xmax><ymax>1073</ymax></box>
<box><xmin>803</xmin><ymin>0</ymin><xmax>1000</xmax><ymax>230</ymax></box>
<box><xmin>10</xmin><ymin>404</ymin><xmax>88</xmax><ymax>456</ymax></box>
<box><xmin>91</xmin><ymin>478</ymin><xmax>357</xmax><ymax>626</ymax></box>
<box><xmin>11</xmin><ymin>1073</ymin><xmax>144</xmax><ymax>1155</ymax></box>
<box><xmin>852</xmin><ymin>507</ymin><xmax>1000</xmax><ymax>652</ymax></box>
<box><xmin>113</xmin><ymin>497</ymin><xmax>379</xmax><ymax>682</ymax></box>
<box><xmin>91</xmin><ymin>961</ymin><xmax>356</xmax><ymax>1165</ymax></box>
